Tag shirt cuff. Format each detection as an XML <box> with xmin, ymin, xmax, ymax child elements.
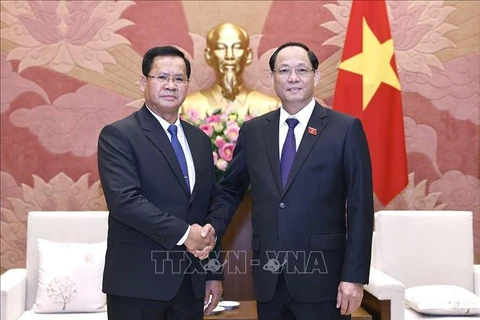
<box><xmin>177</xmin><ymin>225</ymin><xmax>190</xmax><ymax>245</ymax></box>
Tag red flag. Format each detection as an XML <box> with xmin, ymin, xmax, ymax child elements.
<box><xmin>308</xmin><ymin>127</ymin><xmax>318</xmax><ymax>136</ymax></box>
<box><xmin>332</xmin><ymin>0</ymin><xmax>408</xmax><ymax>205</ymax></box>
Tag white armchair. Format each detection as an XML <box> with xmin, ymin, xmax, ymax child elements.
<box><xmin>1</xmin><ymin>211</ymin><xmax>109</xmax><ymax>320</ymax></box>
<box><xmin>363</xmin><ymin>210</ymin><xmax>480</xmax><ymax>320</ymax></box>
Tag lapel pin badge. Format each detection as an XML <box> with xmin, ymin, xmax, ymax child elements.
<box><xmin>308</xmin><ymin>127</ymin><xmax>317</xmax><ymax>136</ymax></box>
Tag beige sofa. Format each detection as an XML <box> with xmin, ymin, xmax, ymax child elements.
<box><xmin>364</xmin><ymin>210</ymin><xmax>480</xmax><ymax>320</ymax></box>
<box><xmin>1</xmin><ymin>211</ymin><xmax>109</xmax><ymax>320</ymax></box>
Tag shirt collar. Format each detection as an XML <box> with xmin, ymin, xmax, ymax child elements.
<box><xmin>145</xmin><ymin>104</ymin><xmax>182</xmax><ymax>135</ymax></box>
<box><xmin>279</xmin><ymin>98</ymin><xmax>316</xmax><ymax>128</ymax></box>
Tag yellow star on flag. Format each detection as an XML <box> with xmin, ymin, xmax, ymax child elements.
<box><xmin>339</xmin><ymin>17</ymin><xmax>401</xmax><ymax>110</ymax></box>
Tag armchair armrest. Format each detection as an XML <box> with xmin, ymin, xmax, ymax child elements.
<box><xmin>363</xmin><ymin>267</ymin><xmax>405</xmax><ymax>320</ymax></box>
<box><xmin>1</xmin><ymin>268</ymin><xmax>27</xmax><ymax>320</ymax></box>
<box><xmin>474</xmin><ymin>264</ymin><xmax>480</xmax><ymax>296</ymax></box>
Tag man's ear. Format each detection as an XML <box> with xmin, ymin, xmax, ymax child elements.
<box><xmin>245</xmin><ymin>48</ymin><xmax>253</xmax><ymax>66</ymax></box>
<box><xmin>204</xmin><ymin>47</ymin><xmax>213</xmax><ymax>66</ymax></box>
<box><xmin>314</xmin><ymin>69</ymin><xmax>321</xmax><ymax>86</ymax></box>
<box><xmin>140</xmin><ymin>75</ymin><xmax>146</xmax><ymax>92</ymax></box>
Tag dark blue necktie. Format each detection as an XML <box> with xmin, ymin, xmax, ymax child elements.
<box><xmin>280</xmin><ymin>118</ymin><xmax>299</xmax><ymax>188</ymax></box>
<box><xmin>167</xmin><ymin>124</ymin><xmax>190</xmax><ymax>192</ymax></box>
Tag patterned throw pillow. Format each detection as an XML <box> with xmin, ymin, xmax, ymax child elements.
<box><xmin>32</xmin><ymin>239</ymin><xmax>107</xmax><ymax>313</ymax></box>
<box><xmin>406</xmin><ymin>285</ymin><xmax>480</xmax><ymax>315</ymax></box>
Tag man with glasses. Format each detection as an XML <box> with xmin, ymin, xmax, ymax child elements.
<box><xmin>98</xmin><ymin>46</ymin><xmax>222</xmax><ymax>319</ymax></box>
<box><xmin>204</xmin><ymin>42</ymin><xmax>374</xmax><ymax>319</ymax></box>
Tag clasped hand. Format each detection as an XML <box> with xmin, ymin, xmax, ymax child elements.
<box><xmin>184</xmin><ymin>223</ymin><xmax>216</xmax><ymax>260</ymax></box>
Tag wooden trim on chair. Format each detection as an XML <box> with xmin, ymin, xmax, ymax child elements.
<box><xmin>361</xmin><ymin>291</ymin><xmax>391</xmax><ymax>320</ymax></box>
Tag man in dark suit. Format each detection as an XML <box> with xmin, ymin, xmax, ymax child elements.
<box><xmin>205</xmin><ymin>42</ymin><xmax>374</xmax><ymax>319</ymax></box>
<box><xmin>98</xmin><ymin>46</ymin><xmax>222</xmax><ymax>319</ymax></box>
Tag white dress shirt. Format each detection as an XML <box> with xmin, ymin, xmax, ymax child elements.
<box><xmin>278</xmin><ymin>98</ymin><xmax>316</xmax><ymax>158</ymax></box>
<box><xmin>146</xmin><ymin>106</ymin><xmax>195</xmax><ymax>245</ymax></box>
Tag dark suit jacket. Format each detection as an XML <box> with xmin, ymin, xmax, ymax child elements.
<box><xmin>98</xmin><ymin>104</ymin><xmax>222</xmax><ymax>302</ymax></box>
<box><xmin>208</xmin><ymin>102</ymin><xmax>373</xmax><ymax>303</ymax></box>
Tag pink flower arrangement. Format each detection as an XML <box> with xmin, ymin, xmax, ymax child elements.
<box><xmin>182</xmin><ymin>108</ymin><xmax>253</xmax><ymax>172</ymax></box>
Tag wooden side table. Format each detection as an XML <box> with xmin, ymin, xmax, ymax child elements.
<box><xmin>353</xmin><ymin>307</ymin><xmax>373</xmax><ymax>320</ymax></box>
<box><xmin>204</xmin><ymin>300</ymin><xmax>372</xmax><ymax>319</ymax></box>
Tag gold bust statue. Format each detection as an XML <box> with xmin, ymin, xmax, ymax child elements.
<box><xmin>181</xmin><ymin>23</ymin><xmax>279</xmax><ymax>118</ymax></box>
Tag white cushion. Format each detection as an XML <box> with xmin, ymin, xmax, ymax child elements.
<box><xmin>373</xmin><ymin>211</ymin><xmax>473</xmax><ymax>291</ymax></box>
<box><xmin>26</xmin><ymin>211</ymin><xmax>108</xmax><ymax>310</ymax></box>
<box><xmin>405</xmin><ymin>308</ymin><xmax>480</xmax><ymax>319</ymax></box>
<box><xmin>406</xmin><ymin>285</ymin><xmax>480</xmax><ymax>316</ymax></box>
<box><xmin>31</xmin><ymin>239</ymin><xmax>106</xmax><ymax>313</ymax></box>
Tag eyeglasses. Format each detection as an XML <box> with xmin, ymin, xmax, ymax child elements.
<box><xmin>146</xmin><ymin>74</ymin><xmax>189</xmax><ymax>86</ymax></box>
<box><xmin>273</xmin><ymin>66</ymin><xmax>315</xmax><ymax>77</ymax></box>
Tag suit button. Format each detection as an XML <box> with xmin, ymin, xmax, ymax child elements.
<box><xmin>279</xmin><ymin>202</ymin><xmax>286</xmax><ymax>209</ymax></box>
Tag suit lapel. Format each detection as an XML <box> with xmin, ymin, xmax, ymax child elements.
<box><xmin>138</xmin><ymin>105</ymin><xmax>190</xmax><ymax>196</ymax></box>
<box><xmin>263</xmin><ymin>109</ymin><xmax>282</xmax><ymax>195</ymax></box>
<box><xmin>282</xmin><ymin>103</ymin><xmax>328</xmax><ymax>197</ymax></box>
<box><xmin>182</xmin><ymin>120</ymin><xmax>203</xmax><ymax>202</ymax></box>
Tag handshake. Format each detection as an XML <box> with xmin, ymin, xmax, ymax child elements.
<box><xmin>184</xmin><ymin>223</ymin><xmax>216</xmax><ymax>260</ymax></box>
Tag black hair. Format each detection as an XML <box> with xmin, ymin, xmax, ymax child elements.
<box><xmin>142</xmin><ymin>46</ymin><xmax>191</xmax><ymax>78</ymax></box>
<box><xmin>268</xmin><ymin>42</ymin><xmax>319</xmax><ymax>71</ymax></box>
